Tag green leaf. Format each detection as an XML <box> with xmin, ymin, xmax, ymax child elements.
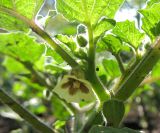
<box><xmin>51</xmin><ymin>96</ymin><xmax>70</xmax><ymax>120</ymax></box>
<box><xmin>46</xmin><ymin>47</ymin><xmax>64</xmax><ymax>64</ymax></box>
<box><xmin>55</xmin><ymin>34</ymin><xmax>77</xmax><ymax>51</ymax></box>
<box><xmin>94</xmin><ymin>18</ymin><xmax>116</xmax><ymax>38</ymax></box>
<box><xmin>0</xmin><ymin>13</ymin><xmax>28</xmax><ymax>31</ymax></box>
<box><xmin>146</xmin><ymin>0</ymin><xmax>160</xmax><ymax>8</ymax></box>
<box><xmin>99</xmin><ymin>34</ymin><xmax>123</xmax><ymax>53</ymax></box>
<box><xmin>103</xmin><ymin>99</ymin><xmax>125</xmax><ymax>127</ymax></box>
<box><xmin>53</xmin><ymin>120</ymin><xmax>66</xmax><ymax>130</ymax></box>
<box><xmin>3</xmin><ymin>57</ymin><xmax>29</xmax><ymax>74</ymax></box>
<box><xmin>103</xmin><ymin>59</ymin><xmax>121</xmax><ymax>78</ymax></box>
<box><xmin>45</xmin><ymin>14</ymin><xmax>77</xmax><ymax>35</ymax></box>
<box><xmin>45</xmin><ymin>64</ymin><xmax>66</xmax><ymax>73</ymax></box>
<box><xmin>0</xmin><ymin>0</ymin><xmax>43</xmax><ymax>18</ymax></box>
<box><xmin>0</xmin><ymin>33</ymin><xmax>45</xmax><ymax>62</ymax></box>
<box><xmin>112</xmin><ymin>20</ymin><xmax>145</xmax><ymax>48</ymax></box>
<box><xmin>139</xmin><ymin>2</ymin><xmax>160</xmax><ymax>41</ymax></box>
<box><xmin>0</xmin><ymin>0</ymin><xmax>44</xmax><ymax>31</ymax></box>
<box><xmin>152</xmin><ymin>60</ymin><xmax>160</xmax><ymax>77</ymax></box>
<box><xmin>89</xmin><ymin>125</ymin><xmax>140</xmax><ymax>133</ymax></box>
<box><xmin>56</xmin><ymin>0</ymin><xmax>124</xmax><ymax>25</ymax></box>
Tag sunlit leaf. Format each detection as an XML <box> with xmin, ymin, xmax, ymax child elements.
<box><xmin>46</xmin><ymin>47</ymin><xmax>64</xmax><ymax>64</ymax></box>
<box><xmin>94</xmin><ymin>18</ymin><xmax>116</xmax><ymax>39</ymax></box>
<box><xmin>146</xmin><ymin>0</ymin><xmax>160</xmax><ymax>8</ymax></box>
<box><xmin>2</xmin><ymin>57</ymin><xmax>29</xmax><ymax>74</ymax></box>
<box><xmin>103</xmin><ymin>59</ymin><xmax>121</xmax><ymax>78</ymax></box>
<box><xmin>55</xmin><ymin>34</ymin><xmax>77</xmax><ymax>51</ymax></box>
<box><xmin>56</xmin><ymin>0</ymin><xmax>124</xmax><ymax>25</ymax></box>
<box><xmin>112</xmin><ymin>20</ymin><xmax>145</xmax><ymax>48</ymax></box>
<box><xmin>0</xmin><ymin>0</ymin><xmax>44</xmax><ymax>31</ymax></box>
<box><xmin>97</xmin><ymin>34</ymin><xmax>123</xmax><ymax>53</ymax></box>
<box><xmin>0</xmin><ymin>33</ymin><xmax>45</xmax><ymax>62</ymax></box>
<box><xmin>139</xmin><ymin>2</ymin><xmax>160</xmax><ymax>41</ymax></box>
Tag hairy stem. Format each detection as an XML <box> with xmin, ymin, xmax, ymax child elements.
<box><xmin>114</xmin><ymin>53</ymin><xmax>125</xmax><ymax>74</ymax></box>
<box><xmin>114</xmin><ymin>37</ymin><xmax>160</xmax><ymax>101</ymax></box>
<box><xmin>80</xmin><ymin>0</ymin><xmax>110</xmax><ymax>102</ymax></box>
<box><xmin>0</xmin><ymin>88</ymin><xmax>55</xmax><ymax>133</ymax></box>
<box><xmin>0</xmin><ymin>6</ymin><xmax>78</xmax><ymax>68</ymax></box>
<box><xmin>86</xmin><ymin>22</ymin><xmax>110</xmax><ymax>102</ymax></box>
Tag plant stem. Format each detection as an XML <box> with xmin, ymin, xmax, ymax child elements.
<box><xmin>81</xmin><ymin>0</ymin><xmax>110</xmax><ymax>102</ymax></box>
<box><xmin>0</xmin><ymin>6</ymin><xmax>79</xmax><ymax>68</ymax></box>
<box><xmin>114</xmin><ymin>37</ymin><xmax>160</xmax><ymax>101</ymax></box>
<box><xmin>0</xmin><ymin>88</ymin><xmax>55</xmax><ymax>133</ymax></box>
<box><xmin>86</xmin><ymin>22</ymin><xmax>110</xmax><ymax>102</ymax></box>
<box><xmin>113</xmin><ymin>53</ymin><xmax>125</xmax><ymax>74</ymax></box>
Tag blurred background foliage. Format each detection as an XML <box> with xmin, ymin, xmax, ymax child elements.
<box><xmin>0</xmin><ymin>0</ymin><xmax>160</xmax><ymax>133</ymax></box>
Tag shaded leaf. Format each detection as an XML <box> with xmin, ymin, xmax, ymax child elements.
<box><xmin>103</xmin><ymin>99</ymin><xmax>125</xmax><ymax>127</ymax></box>
<box><xmin>44</xmin><ymin>14</ymin><xmax>77</xmax><ymax>35</ymax></box>
<box><xmin>89</xmin><ymin>125</ymin><xmax>140</xmax><ymax>133</ymax></box>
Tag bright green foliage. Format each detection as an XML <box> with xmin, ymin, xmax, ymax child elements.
<box><xmin>103</xmin><ymin>99</ymin><xmax>125</xmax><ymax>127</ymax></box>
<box><xmin>46</xmin><ymin>47</ymin><xmax>64</xmax><ymax>64</ymax></box>
<box><xmin>93</xmin><ymin>18</ymin><xmax>116</xmax><ymax>39</ymax></box>
<box><xmin>103</xmin><ymin>59</ymin><xmax>121</xmax><ymax>78</ymax></box>
<box><xmin>89</xmin><ymin>126</ymin><xmax>140</xmax><ymax>133</ymax></box>
<box><xmin>146</xmin><ymin>0</ymin><xmax>160</xmax><ymax>8</ymax></box>
<box><xmin>56</xmin><ymin>0</ymin><xmax>124</xmax><ymax>25</ymax></box>
<box><xmin>139</xmin><ymin>2</ymin><xmax>160</xmax><ymax>41</ymax></box>
<box><xmin>0</xmin><ymin>33</ymin><xmax>45</xmax><ymax>62</ymax></box>
<box><xmin>54</xmin><ymin>120</ymin><xmax>66</xmax><ymax>130</ymax></box>
<box><xmin>0</xmin><ymin>0</ymin><xmax>43</xmax><ymax>18</ymax></box>
<box><xmin>0</xmin><ymin>13</ymin><xmax>27</xmax><ymax>31</ymax></box>
<box><xmin>3</xmin><ymin>57</ymin><xmax>29</xmax><ymax>74</ymax></box>
<box><xmin>112</xmin><ymin>20</ymin><xmax>145</xmax><ymax>48</ymax></box>
<box><xmin>152</xmin><ymin>61</ymin><xmax>160</xmax><ymax>77</ymax></box>
<box><xmin>55</xmin><ymin>34</ymin><xmax>77</xmax><ymax>51</ymax></box>
<box><xmin>98</xmin><ymin>34</ymin><xmax>123</xmax><ymax>53</ymax></box>
<box><xmin>0</xmin><ymin>0</ymin><xmax>44</xmax><ymax>31</ymax></box>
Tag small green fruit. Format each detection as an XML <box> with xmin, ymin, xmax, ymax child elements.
<box><xmin>77</xmin><ymin>35</ymin><xmax>88</xmax><ymax>47</ymax></box>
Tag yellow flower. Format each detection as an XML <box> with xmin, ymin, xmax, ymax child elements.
<box><xmin>53</xmin><ymin>75</ymin><xmax>96</xmax><ymax>103</ymax></box>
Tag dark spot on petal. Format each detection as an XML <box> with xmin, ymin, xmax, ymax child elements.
<box><xmin>80</xmin><ymin>83</ymin><xmax>89</xmax><ymax>94</ymax></box>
